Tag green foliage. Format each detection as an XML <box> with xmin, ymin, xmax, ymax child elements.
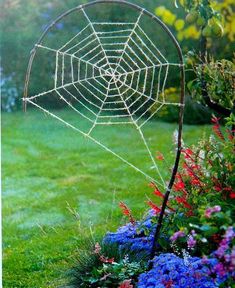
<box><xmin>155</xmin><ymin>1</ymin><xmax>234</xmax><ymax>55</ymax></box>
<box><xmin>188</xmin><ymin>58</ymin><xmax>235</xmax><ymax>111</ymax></box>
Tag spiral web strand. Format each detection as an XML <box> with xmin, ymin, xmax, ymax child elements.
<box><xmin>24</xmin><ymin>9</ymin><xmax>184</xmax><ymax>189</ymax></box>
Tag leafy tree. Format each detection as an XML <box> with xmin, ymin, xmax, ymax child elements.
<box><xmin>155</xmin><ymin>0</ymin><xmax>234</xmax><ymax>117</ymax></box>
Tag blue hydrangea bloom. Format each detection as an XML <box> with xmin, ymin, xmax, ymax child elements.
<box><xmin>103</xmin><ymin>210</ymin><xmax>157</xmax><ymax>255</ymax></box>
<box><xmin>137</xmin><ymin>253</ymin><xmax>225</xmax><ymax>288</ymax></box>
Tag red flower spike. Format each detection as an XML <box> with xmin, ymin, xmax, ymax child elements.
<box><xmin>191</xmin><ymin>178</ymin><xmax>201</xmax><ymax>185</ymax></box>
<box><xmin>211</xmin><ymin>116</ymin><xmax>225</xmax><ymax>141</ymax></box>
<box><xmin>173</xmin><ymin>180</ymin><xmax>185</xmax><ymax>191</ymax></box>
<box><xmin>175</xmin><ymin>197</ymin><xmax>192</xmax><ymax>210</ymax></box>
<box><xmin>175</xmin><ymin>173</ymin><xmax>182</xmax><ymax>180</ymax></box>
<box><xmin>153</xmin><ymin>188</ymin><xmax>164</xmax><ymax>198</ymax></box>
<box><xmin>119</xmin><ymin>279</ymin><xmax>133</xmax><ymax>288</ymax></box>
<box><xmin>212</xmin><ymin>125</ymin><xmax>225</xmax><ymax>141</ymax></box>
<box><xmin>182</xmin><ymin>148</ymin><xmax>194</xmax><ymax>159</ymax></box>
<box><xmin>147</xmin><ymin>201</ymin><xmax>161</xmax><ymax>214</ymax></box>
<box><xmin>119</xmin><ymin>202</ymin><xmax>135</xmax><ymax>224</ymax></box>
<box><xmin>191</xmin><ymin>164</ymin><xmax>201</xmax><ymax>170</ymax></box>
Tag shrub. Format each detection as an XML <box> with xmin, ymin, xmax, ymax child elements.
<box><xmin>151</xmin><ymin>87</ymin><xmax>212</xmax><ymax>124</ymax></box>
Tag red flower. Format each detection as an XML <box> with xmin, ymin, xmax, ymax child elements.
<box><xmin>226</xmin><ymin>129</ymin><xmax>234</xmax><ymax>141</ymax></box>
<box><xmin>230</xmin><ymin>192</ymin><xmax>235</xmax><ymax>199</ymax></box>
<box><xmin>163</xmin><ymin>280</ymin><xmax>174</xmax><ymax>288</ymax></box>
<box><xmin>119</xmin><ymin>202</ymin><xmax>135</xmax><ymax>224</ymax></box>
<box><xmin>99</xmin><ymin>255</ymin><xmax>115</xmax><ymax>263</ymax></box>
<box><xmin>191</xmin><ymin>164</ymin><xmax>201</xmax><ymax>170</ymax></box>
<box><xmin>149</xmin><ymin>182</ymin><xmax>164</xmax><ymax>198</ymax></box>
<box><xmin>183</xmin><ymin>162</ymin><xmax>194</xmax><ymax>177</ymax></box>
<box><xmin>119</xmin><ymin>280</ymin><xmax>133</xmax><ymax>288</ymax></box>
<box><xmin>186</xmin><ymin>210</ymin><xmax>194</xmax><ymax>217</ymax></box>
<box><xmin>175</xmin><ymin>197</ymin><xmax>192</xmax><ymax>210</ymax></box>
<box><xmin>175</xmin><ymin>173</ymin><xmax>182</xmax><ymax>180</ymax></box>
<box><xmin>191</xmin><ymin>178</ymin><xmax>201</xmax><ymax>185</ymax></box>
<box><xmin>173</xmin><ymin>180</ymin><xmax>185</xmax><ymax>191</ymax></box>
<box><xmin>153</xmin><ymin>188</ymin><xmax>164</xmax><ymax>198</ymax></box>
<box><xmin>182</xmin><ymin>148</ymin><xmax>193</xmax><ymax>159</ymax></box>
<box><xmin>214</xmin><ymin>184</ymin><xmax>222</xmax><ymax>192</ymax></box>
<box><xmin>156</xmin><ymin>151</ymin><xmax>164</xmax><ymax>161</ymax></box>
<box><xmin>147</xmin><ymin>201</ymin><xmax>161</xmax><ymax>214</ymax></box>
<box><xmin>211</xmin><ymin>116</ymin><xmax>225</xmax><ymax>141</ymax></box>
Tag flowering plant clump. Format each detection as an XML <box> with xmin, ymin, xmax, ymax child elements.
<box><xmin>97</xmin><ymin>116</ymin><xmax>234</xmax><ymax>287</ymax></box>
<box><xmin>70</xmin><ymin>242</ymin><xmax>146</xmax><ymax>287</ymax></box>
<box><xmin>103</xmin><ymin>210</ymin><xmax>157</xmax><ymax>256</ymax></box>
<box><xmin>166</xmin><ymin>118</ymin><xmax>234</xmax><ymax>256</ymax></box>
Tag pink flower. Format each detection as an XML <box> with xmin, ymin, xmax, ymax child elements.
<box><xmin>205</xmin><ymin>205</ymin><xmax>221</xmax><ymax>218</ymax></box>
<box><xmin>205</xmin><ymin>208</ymin><xmax>212</xmax><ymax>218</ymax></box>
<box><xmin>170</xmin><ymin>230</ymin><xmax>185</xmax><ymax>242</ymax></box>
<box><xmin>214</xmin><ymin>263</ymin><xmax>226</xmax><ymax>276</ymax></box>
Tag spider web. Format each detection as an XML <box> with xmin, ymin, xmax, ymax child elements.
<box><xmin>24</xmin><ymin>9</ymin><xmax>184</xmax><ymax>189</ymax></box>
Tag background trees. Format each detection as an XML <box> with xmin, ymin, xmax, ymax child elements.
<box><xmin>1</xmin><ymin>0</ymin><xmax>234</xmax><ymax>119</ymax></box>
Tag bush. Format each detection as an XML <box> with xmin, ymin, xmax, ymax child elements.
<box><xmin>151</xmin><ymin>87</ymin><xmax>212</xmax><ymax>124</ymax></box>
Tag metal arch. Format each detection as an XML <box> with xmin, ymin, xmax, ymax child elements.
<box><xmin>23</xmin><ymin>0</ymin><xmax>185</xmax><ymax>259</ymax></box>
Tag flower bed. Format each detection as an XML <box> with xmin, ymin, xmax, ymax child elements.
<box><xmin>70</xmin><ymin>117</ymin><xmax>234</xmax><ymax>287</ymax></box>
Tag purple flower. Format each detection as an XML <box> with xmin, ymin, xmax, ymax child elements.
<box><xmin>55</xmin><ymin>22</ymin><xmax>64</xmax><ymax>30</ymax></box>
<box><xmin>187</xmin><ymin>235</ymin><xmax>197</xmax><ymax>249</ymax></box>
<box><xmin>224</xmin><ymin>226</ymin><xmax>235</xmax><ymax>240</ymax></box>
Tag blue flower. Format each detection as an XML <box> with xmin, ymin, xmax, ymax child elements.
<box><xmin>137</xmin><ymin>253</ymin><xmax>222</xmax><ymax>288</ymax></box>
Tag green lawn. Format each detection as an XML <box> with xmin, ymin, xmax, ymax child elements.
<box><xmin>2</xmin><ymin>109</ymin><xmax>211</xmax><ymax>287</ymax></box>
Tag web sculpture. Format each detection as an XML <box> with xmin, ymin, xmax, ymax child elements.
<box><xmin>24</xmin><ymin>0</ymin><xmax>185</xmax><ymax>237</ymax></box>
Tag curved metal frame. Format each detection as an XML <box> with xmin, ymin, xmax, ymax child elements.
<box><xmin>23</xmin><ymin>0</ymin><xmax>185</xmax><ymax>259</ymax></box>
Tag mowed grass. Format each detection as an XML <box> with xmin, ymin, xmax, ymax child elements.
<box><xmin>2</xmin><ymin>109</ymin><xmax>212</xmax><ymax>287</ymax></box>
